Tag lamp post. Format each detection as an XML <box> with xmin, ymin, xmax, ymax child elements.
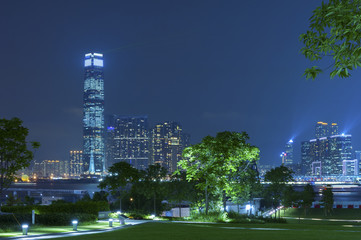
<box><xmin>72</xmin><ymin>220</ymin><xmax>78</xmax><ymax>231</ymax></box>
<box><xmin>22</xmin><ymin>224</ymin><xmax>28</xmax><ymax>235</ymax></box>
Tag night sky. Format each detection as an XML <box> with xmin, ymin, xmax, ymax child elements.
<box><xmin>1</xmin><ymin>1</ymin><xmax>360</xmax><ymax>166</ymax></box>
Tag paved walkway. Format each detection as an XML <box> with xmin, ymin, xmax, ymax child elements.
<box><xmin>3</xmin><ymin>220</ymin><xmax>150</xmax><ymax>240</ymax></box>
<box><xmin>284</xmin><ymin>217</ymin><xmax>361</xmax><ymax>223</ymax></box>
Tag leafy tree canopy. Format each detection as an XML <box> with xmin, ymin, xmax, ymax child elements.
<box><xmin>264</xmin><ymin>165</ymin><xmax>294</xmax><ymax>185</ymax></box>
<box><xmin>301</xmin><ymin>0</ymin><xmax>361</xmax><ymax>79</ymax></box>
<box><xmin>98</xmin><ymin>161</ymin><xmax>140</xmax><ymax>194</ymax></box>
<box><xmin>177</xmin><ymin>131</ymin><xmax>259</xmax><ymax>213</ymax></box>
<box><xmin>0</xmin><ymin>117</ymin><xmax>39</xmax><ymax>198</ymax></box>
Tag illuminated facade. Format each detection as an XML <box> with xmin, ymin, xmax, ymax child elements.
<box><xmin>83</xmin><ymin>53</ymin><xmax>105</xmax><ymax>175</ymax></box>
<box><xmin>107</xmin><ymin>115</ymin><xmax>149</xmax><ymax>170</ymax></box>
<box><xmin>33</xmin><ymin>160</ymin><xmax>69</xmax><ymax>179</ymax></box>
<box><xmin>342</xmin><ymin>159</ymin><xmax>359</xmax><ymax>176</ymax></box>
<box><xmin>150</xmin><ymin>121</ymin><xmax>190</xmax><ymax>173</ymax></box>
<box><xmin>69</xmin><ymin>150</ymin><xmax>83</xmax><ymax>178</ymax></box>
<box><xmin>301</xmin><ymin>133</ymin><xmax>353</xmax><ymax>176</ymax></box>
<box><xmin>315</xmin><ymin>122</ymin><xmax>339</xmax><ymax>138</ymax></box>
<box><xmin>282</xmin><ymin>139</ymin><xmax>293</xmax><ymax>165</ymax></box>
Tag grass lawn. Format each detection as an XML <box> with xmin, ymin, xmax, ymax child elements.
<box><xmin>279</xmin><ymin>208</ymin><xmax>361</xmax><ymax>220</ymax></box>
<box><xmin>43</xmin><ymin>221</ymin><xmax>361</xmax><ymax>240</ymax></box>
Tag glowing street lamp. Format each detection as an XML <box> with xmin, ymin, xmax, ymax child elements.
<box><xmin>22</xmin><ymin>224</ymin><xmax>28</xmax><ymax>235</ymax></box>
<box><xmin>72</xmin><ymin>220</ymin><xmax>78</xmax><ymax>231</ymax></box>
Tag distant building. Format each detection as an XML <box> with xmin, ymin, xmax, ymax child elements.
<box><xmin>315</xmin><ymin>122</ymin><xmax>338</xmax><ymax>138</ymax></box>
<box><xmin>106</xmin><ymin>115</ymin><xmax>149</xmax><ymax>170</ymax></box>
<box><xmin>282</xmin><ymin>139</ymin><xmax>293</xmax><ymax>165</ymax></box>
<box><xmin>342</xmin><ymin>159</ymin><xmax>359</xmax><ymax>176</ymax></box>
<box><xmin>83</xmin><ymin>53</ymin><xmax>105</xmax><ymax>175</ymax></box>
<box><xmin>301</xmin><ymin>133</ymin><xmax>353</xmax><ymax>176</ymax></box>
<box><xmin>33</xmin><ymin>160</ymin><xmax>69</xmax><ymax>179</ymax></box>
<box><xmin>69</xmin><ymin>150</ymin><xmax>83</xmax><ymax>178</ymax></box>
<box><xmin>150</xmin><ymin>121</ymin><xmax>190</xmax><ymax>173</ymax></box>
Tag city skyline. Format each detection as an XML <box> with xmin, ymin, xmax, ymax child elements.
<box><xmin>3</xmin><ymin>1</ymin><xmax>361</xmax><ymax>166</ymax></box>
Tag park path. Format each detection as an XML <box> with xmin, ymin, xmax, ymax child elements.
<box><xmin>3</xmin><ymin>220</ymin><xmax>150</xmax><ymax>240</ymax></box>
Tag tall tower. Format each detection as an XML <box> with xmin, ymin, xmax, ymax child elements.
<box><xmin>83</xmin><ymin>53</ymin><xmax>105</xmax><ymax>175</ymax></box>
<box><xmin>283</xmin><ymin>139</ymin><xmax>293</xmax><ymax>165</ymax></box>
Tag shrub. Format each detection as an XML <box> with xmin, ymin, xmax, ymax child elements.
<box><xmin>258</xmin><ymin>216</ymin><xmax>287</xmax><ymax>223</ymax></box>
<box><xmin>188</xmin><ymin>211</ymin><xmax>228</xmax><ymax>223</ymax></box>
<box><xmin>0</xmin><ymin>213</ymin><xmax>31</xmax><ymax>230</ymax></box>
<box><xmin>36</xmin><ymin>213</ymin><xmax>97</xmax><ymax>226</ymax></box>
<box><xmin>1</xmin><ymin>201</ymin><xmax>109</xmax><ymax>216</ymax></box>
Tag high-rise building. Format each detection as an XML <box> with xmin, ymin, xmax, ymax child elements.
<box><xmin>282</xmin><ymin>139</ymin><xmax>293</xmax><ymax>165</ymax></box>
<box><xmin>330</xmin><ymin>123</ymin><xmax>339</xmax><ymax>136</ymax></box>
<box><xmin>342</xmin><ymin>159</ymin><xmax>359</xmax><ymax>176</ymax></box>
<box><xmin>33</xmin><ymin>160</ymin><xmax>68</xmax><ymax>179</ymax></box>
<box><xmin>83</xmin><ymin>53</ymin><xmax>105</xmax><ymax>175</ymax></box>
<box><xmin>150</xmin><ymin>121</ymin><xmax>190</xmax><ymax>173</ymax></box>
<box><xmin>301</xmin><ymin>132</ymin><xmax>353</xmax><ymax>176</ymax></box>
<box><xmin>315</xmin><ymin>122</ymin><xmax>338</xmax><ymax>138</ymax></box>
<box><xmin>315</xmin><ymin>122</ymin><xmax>328</xmax><ymax>138</ymax></box>
<box><xmin>69</xmin><ymin>150</ymin><xmax>83</xmax><ymax>178</ymax></box>
<box><xmin>107</xmin><ymin>115</ymin><xmax>149</xmax><ymax>170</ymax></box>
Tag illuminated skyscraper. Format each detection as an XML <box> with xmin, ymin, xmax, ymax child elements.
<box><xmin>150</xmin><ymin>121</ymin><xmax>190</xmax><ymax>173</ymax></box>
<box><xmin>107</xmin><ymin>115</ymin><xmax>149</xmax><ymax>170</ymax></box>
<box><xmin>83</xmin><ymin>53</ymin><xmax>105</xmax><ymax>175</ymax></box>
<box><xmin>315</xmin><ymin>122</ymin><xmax>328</xmax><ymax>138</ymax></box>
<box><xmin>69</xmin><ymin>150</ymin><xmax>83</xmax><ymax>178</ymax></box>
<box><xmin>301</xmin><ymin>130</ymin><xmax>353</xmax><ymax>176</ymax></box>
<box><xmin>315</xmin><ymin>122</ymin><xmax>338</xmax><ymax>138</ymax></box>
<box><xmin>282</xmin><ymin>139</ymin><xmax>293</xmax><ymax>165</ymax></box>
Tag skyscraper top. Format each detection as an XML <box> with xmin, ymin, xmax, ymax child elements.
<box><xmin>84</xmin><ymin>53</ymin><xmax>103</xmax><ymax>67</ymax></box>
<box><xmin>315</xmin><ymin>121</ymin><xmax>339</xmax><ymax>138</ymax></box>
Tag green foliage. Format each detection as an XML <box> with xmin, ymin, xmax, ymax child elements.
<box><xmin>282</xmin><ymin>186</ymin><xmax>299</xmax><ymax>209</ymax></box>
<box><xmin>264</xmin><ymin>165</ymin><xmax>294</xmax><ymax>207</ymax></box>
<box><xmin>0</xmin><ymin>213</ymin><xmax>31</xmax><ymax>228</ymax></box>
<box><xmin>98</xmin><ymin>162</ymin><xmax>140</xmax><ymax>194</ymax></box>
<box><xmin>92</xmin><ymin>191</ymin><xmax>108</xmax><ymax>202</ymax></box>
<box><xmin>178</xmin><ymin>131</ymin><xmax>259</xmax><ymax>214</ymax></box>
<box><xmin>36</xmin><ymin>213</ymin><xmax>97</xmax><ymax>226</ymax></box>
<box><xmin>167</xmin><ymin>172</ymin><xmax>198</xmax><ymax>217</ymax></box>
<box><xmin>0</xmin><ymin>118</ymin><xmax>40</xmax><ymax>198</ymax></box>
<box><xmin>301</xmin><ymin>184</ymin><xmax>316</xmax><ymax>215</ymax></box>
<box><xmin>321</xmin><ymin>186</ymin><xmax>334</xmax><ymax>216</ymax></box>
<box><xmin>301</xmin><ymin>0</ymin><xmax>361</xmax><ymax>79</ymax></box>
<box><xmin>188</xmin><ymin>211</ymin><xmax>229</xmax><ymax>223</ymax></box>
<box><xmin>1</xmin><ymin>201</ymin><xmax>109</xmax><ymax>216</ymax></box>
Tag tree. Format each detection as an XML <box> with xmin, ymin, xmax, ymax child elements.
<box><xmin>140</xmin><ymin>164</ymin><xmax>168</xmax><ymax>216</ymax></box>
<box><xmin>93</xmin><ymin>191</ymin><xmax>109</xmax><ymax>202</ymax></box>
<box><xmin>167</xmin><ymin>172</ymin><xmax>197</xmax><ymax>217</ymax></box>
<box><xmin>321</xmin><ymin>186</ymin><xmax>334</xmax><ymax>216</ymax></box>
<box><xmin>301</xmin><ymin>184</ymin><xmax>315</xmax><ymax>216</ymax></box>
<box><xmin>301</xmin><ymin>0</ymin><xmax>361</xmax><ymax>79</ymax></box>
<box><xmin>98</xmin><ymin>161</ymin><xmax>140</xmax><ymax>212</ymax></box>
<box><xmin>0</xmin><ymin>118</ymin><xmax>40</xmax><ymax>207</ymax></box>
<box><xmin>178</xmin><ymin>131</ymin><xmax>259</xmax><ymax>214</ymax></box>
<box><xmin>282</xmin><ymin>185</ymin><xmax>299</xmax><ymax>211</ymax></box>
<box><xmin>229</xmin><ymin>164</ymin><xmax>262</xmax><ymax>214</ymax></box>
<box><xmin>264</xmin><ymin>165</ymin><xmax>294</xmax><ymax>217</ymax></box>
